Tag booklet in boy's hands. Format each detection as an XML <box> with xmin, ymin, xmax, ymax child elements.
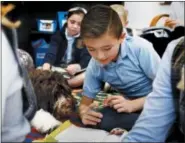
<box><xmin>39</xmin><ymin>120</ymin><xmax>127</xmax><ymax>142</ymax></box>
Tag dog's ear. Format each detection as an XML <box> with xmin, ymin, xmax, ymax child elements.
<box><xmin>52</xmin><ymin>71</ymin><xmax>72</xmax><ymax>97</ymax></box>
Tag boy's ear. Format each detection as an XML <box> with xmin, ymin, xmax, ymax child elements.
<box><xmin>119</xmin><ymin>32</ymin><xmax>126</xmax><ymax>43</ymax></box>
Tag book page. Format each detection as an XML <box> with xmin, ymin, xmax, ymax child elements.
<box><xmin>55</xmin><ymin>124</ymin><xmax>125</xmax><ymax>142</ymax></box>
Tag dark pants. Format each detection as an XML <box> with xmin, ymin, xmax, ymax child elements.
<box><xmin>95</xmin><ymin>107</ymin><xmax>140</xmax><ymax>131</ymax></box>
<box><xmin>71</xmin><ymin>107</ymin><xmax>140</xmax><ymax>132</ymax></box>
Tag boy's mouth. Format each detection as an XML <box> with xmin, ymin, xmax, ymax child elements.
<box><xmin>98</xmin><ymin>59</ymin><xmax>110</xmax><ymax>65</ymax></box>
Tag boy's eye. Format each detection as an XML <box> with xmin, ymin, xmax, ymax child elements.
<box><xmin>103</xmin><ymin>47</ymin><xmax>111</xmax><ymax>51</ymax></box>
<box><xmin>88</xmin><ymin>48</ymin><xmax>95</xmax><ymax>52</ymax></box>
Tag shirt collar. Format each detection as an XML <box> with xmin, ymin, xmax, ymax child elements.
<box><xmin>119</xmin><ymin>36</ymin><xmax>129</xmax><ymax>59</ymax></box>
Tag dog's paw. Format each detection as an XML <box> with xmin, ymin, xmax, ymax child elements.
<box><xmin>31</xmin><ymin>109</ymin><xmax>61</xmax><ymax>133</ymax></box>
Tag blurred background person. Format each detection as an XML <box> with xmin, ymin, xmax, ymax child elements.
<box><xmin>165</xmin><ymin>2</ymin><xmax>184</xmax><ymax>29</ymax></box>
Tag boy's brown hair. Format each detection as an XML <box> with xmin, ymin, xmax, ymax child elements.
<box><xmin>81</xmin><ymin>5</ymin><xmax>123</xmax><ymax>39</ymax></box>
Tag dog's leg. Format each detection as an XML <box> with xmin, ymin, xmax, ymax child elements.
<box><xmin>30</xmin><ymin>109</ymin><xmax>61</xmax><ymax>133</ymax></box>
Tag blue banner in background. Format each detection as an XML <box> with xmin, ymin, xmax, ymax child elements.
<box><xmin>32</xmin><ymin>39</ymin><xmax>49</xmax><ymax>67</ymax></box>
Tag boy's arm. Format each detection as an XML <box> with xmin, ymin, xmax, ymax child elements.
<box><xmin>79</xmin><ymin>96</ymin><xmax>103</xmax><ymax>126</ymax></box>
<box><xmin>79</xmin><ymin>59</ymin><xmax>103</xmax><ymax>125</ymax></box>
<box><xmin>79</xmin><ymin>96</ymin><xmax>94</xmax><ymax>116</ymax></box>
<box><xmin>129</xmin><ymin>96</ymin><xmax>146</xmax><ymax>112</ymax></box>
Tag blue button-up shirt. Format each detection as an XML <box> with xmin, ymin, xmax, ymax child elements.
<box><xmin>122</xmin><ymin>37</ymin><xmax>184</xmax><ymax>142</ymax></box>
<box><xmin>83</xmin><ymin>36</ymin><xmax>161</xmax><ymax>99</ymax></box>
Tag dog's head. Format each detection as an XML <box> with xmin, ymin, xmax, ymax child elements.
<box><xmin>29</xmin><ymin>69</ymin><xmax>76</xmax><ymax>121</ymax></box>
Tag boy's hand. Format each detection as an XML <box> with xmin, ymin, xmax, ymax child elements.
<box><xmin>66</xmin><ymin>64</ymin><xmax>81</xmax><ymax>75</ymax></box>
<box><xmin>79</xmin><ymin>103</ymin><xmax>103</xmax><ymax>126</ymax></box>
<box><xmin>104</xmin><ymin>95</ymin><xmax>133</xmax><ymax>113</ymax></box>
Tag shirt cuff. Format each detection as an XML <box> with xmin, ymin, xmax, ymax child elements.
<box><xmin>82</xmin><ymin>90</ymin><xmax>97</xmax><ymax>99</ymax></box>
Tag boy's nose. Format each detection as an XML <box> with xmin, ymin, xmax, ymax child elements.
<box><xmin>97</xmin><ymin>52</ymin><xmax>107</xmax><ymax>61</ymax></box>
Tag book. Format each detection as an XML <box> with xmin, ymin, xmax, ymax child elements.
<box><xmin>34</xmin><ymin>120</ymin><xmax>127</xmax><ymax>142</ymax></box>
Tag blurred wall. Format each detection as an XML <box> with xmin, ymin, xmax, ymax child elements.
<box><xmin>125</xmin><ymin>2</ymin><xmax>171</xmax><ymax>29</ymax></box>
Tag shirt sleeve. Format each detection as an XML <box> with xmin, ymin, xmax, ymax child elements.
<box><xmin>2</xmin><ymin>31</ymin><xmax>30</xmax><ymax>141</ymax></box>
<box><xmin>2</xmin><ymin>32</ymin><xmax>24</xmax><ymax>124</ymax></box>
<box><xmin>138</xmin><ymin>38</ymin><xmax>161</xmax><ymax>80</ymax></box>
<box><xmin>122</xmin><ymin>39</ymin><xmax>180</xmax><ymax>142</ymax></box>
<box><xmin>82</xmin><ymin>59</ymin><xmax>102</xmax><ymax>99</ymax></box>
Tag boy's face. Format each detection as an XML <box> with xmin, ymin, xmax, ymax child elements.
<box><xmin>84</xmin><ymin>32</ymin><xmax>125</xmax><ymax>65</ymax></box>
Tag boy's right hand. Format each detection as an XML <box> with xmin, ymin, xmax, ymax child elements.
<box><xmin>79</xmin><ymin>103</ymin><xmax>103</xmax><ymax>126</ymax></box>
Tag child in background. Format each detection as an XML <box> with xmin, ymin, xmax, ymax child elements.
<box><xmin>110</xmin><ymin>4</ymin><xmax>128</xmax><ymax>27</ymax></box>
<box><xmin>110</xmin><ymin>4</ymin><xmax>137</xmax><ymax>36</ymax></box>
<box><xmin>78</xmin><ymin>5</ymin><xmax>161</xmax><ymax>134</ymax></box>
<box><xmin>42</xmin><ymin>7</ymin><xmax>91</xmax><ymax>88</ymax></box>
<box><xmin>165</xmin><ymin>2</ymin><xmax>184</xmax><ymax>29</ymax></box>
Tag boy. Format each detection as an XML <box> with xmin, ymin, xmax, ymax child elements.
<box><xmin>78</xmin><ymin>5</ymin><xmax>160</xmax><ymax>132</ymax></box>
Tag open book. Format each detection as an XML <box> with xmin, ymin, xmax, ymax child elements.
<box><xmin>35</xmin><ymin>120</ymin><xmax>127</xmax><ymax>142</ymax></box>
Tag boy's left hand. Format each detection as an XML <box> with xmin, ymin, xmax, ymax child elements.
<box><xmin>103</xmin><ymin>95</ymin><xmax>133</xmax><ymax>113</ymax></box>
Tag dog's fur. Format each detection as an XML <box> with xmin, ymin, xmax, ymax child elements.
<box><xmin>29</xmin><ymin>69</ymin><xmax>76</xmax><ymax>133</ymax></box>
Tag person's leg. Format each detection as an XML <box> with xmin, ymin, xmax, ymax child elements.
<box><xmin>96</xmin><ymin>107</ymin><xmax>140</xmax><ymax>132</ymax></box>
<box><xmin>67</xmin><ymin>72</ymin><xmax>85</xmax><ymax>88</ymax></box>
